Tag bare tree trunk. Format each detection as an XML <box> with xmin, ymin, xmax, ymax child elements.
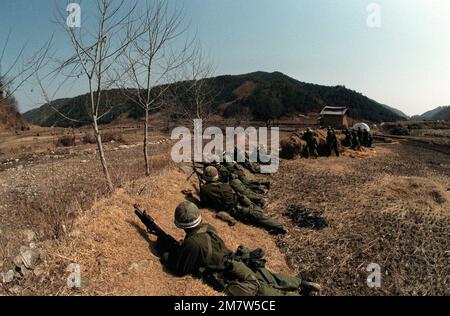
<box><xmin>143</xmin><ymin>107</ymin><xmax>150</xmax><ymax>176</ymax></box>
<box><xmin>93</xmin><ymin>116</ymin><xmax>114</xmax><ymax>192</ymax></box>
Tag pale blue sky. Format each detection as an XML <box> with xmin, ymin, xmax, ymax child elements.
<box><xmin>1</xmin><ymin>0</ymin><xmax>449</xmax><ymax>116</ymax></box>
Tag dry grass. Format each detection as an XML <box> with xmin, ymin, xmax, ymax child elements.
<box><xmin>35</xmin><ymin>168</ymin><xmax>293</xmax><ymax>296</ymax></box>
<box><xmin>101</xmin><ymin>132</ymin><xmax>124</xmax><ymax>143</ymax></box>
<box><xmin>0</xmin><ymin>140</ymin><xmax>174</xmax><ymax>295</ymax></box>
<box><xmin>269</xmin><ymin>142</ymin><xmax>450</xmax><ymax>295</ymax></box>
<box><xmin>2</xmin><ymin>123</ymin><xmax>449</xmax><ymax>296</ymax></box>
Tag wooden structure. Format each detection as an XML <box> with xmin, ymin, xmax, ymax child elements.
<box><xmin>319</xmin><ymin>106</ymin><xmax>350</xmax><ymax>129</ymax></box>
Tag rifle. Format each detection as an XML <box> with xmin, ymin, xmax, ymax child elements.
<box><xmin>187</xmin><ymin>161</ymin><xmax>207</xmax><ymax>185</ymax></box>
<box><xmin>133</xmin><ymin>204</ymin><xmax>178</xmax><ymax>249</ymax></box>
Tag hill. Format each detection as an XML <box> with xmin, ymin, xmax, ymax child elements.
<box><xmin>378</xmin><ymin>104</ymin><xmax>409</xmax><ymax>120</ymax></box>
<box><xmin>415</xmin><ymin>106</ymin><xmax>450</xmax><ymax>121</ymax></box>
<box><xmin>23</xmin><ymin>71</ymin><xmax>407</xmax><ymax>127</ymax></box>
<box><xmin>22</xmin><ymin>90</ymin><xmax>140</xmax><ymax>128</ymax></box>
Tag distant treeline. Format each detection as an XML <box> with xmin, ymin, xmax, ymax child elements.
<box><xmin>23</xmin><ymin>71</ymin><xmax>408</xmax><ymax>127</ymax></box>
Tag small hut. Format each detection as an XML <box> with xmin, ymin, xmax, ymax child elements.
<box><xmin>319</xmin><ymin>106</ymin><xmax>350</xmax><ymax>129</ymax></box>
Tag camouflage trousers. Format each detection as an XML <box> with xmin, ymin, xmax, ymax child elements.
<box><xmin>305</xmin><ymin>145</ymin><xmax>318</xmax><ymax>158</ymax></box>
<box><xmin>240</xmin><ymin>161</ymin><xmax>261</xmax><ymax>174</ymax></box>
<box><xmin>230</xmin><ymin>179</ymin><xmax>266</xmax><ymax>206</ymax></box>
<box><xmin>223</xmin><ymin>260</ymin><xmax>301</xmax><ymax>296</ymax></box>
<box><xmin>237</xmin><ymin>176</ymin><xmax>268</xmax><ymax>194</ymax></box>
<box><xmin>231</xmin><ymin>203</ymin><xmax>284</xmax><ymax>232</ymax></box>
<box><xmin>327</xmin><ymin>142</ymin><xmax>340</xmax><ymax>157</ymax></box>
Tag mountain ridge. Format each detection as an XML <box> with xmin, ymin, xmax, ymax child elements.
<box><xmin>413</xmin><ymin>106</ymin><xmax>450</xmax><ymax>121</ymax></box>
<box><xmin>23</xmin><ymin>71</ymin><xmax>409</xmax><ymax>127</ymax></box>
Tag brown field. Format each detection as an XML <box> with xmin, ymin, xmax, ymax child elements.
<box><xmin>0</xmin><ymin>120</ymin><xmax>449</xmax><ymax>296</ymax></box>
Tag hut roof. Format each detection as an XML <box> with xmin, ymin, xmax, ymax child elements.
<box><xmin>320</xmin><ymin>106</ymin><xmax>349</xmax><ymax>116</ymax></box>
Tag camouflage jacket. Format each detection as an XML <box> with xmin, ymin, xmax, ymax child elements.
<box><xmin>216</xmin><ymin>164</ymin><xmax>232</xmax><ymax>183</ymax></box>
<box><xmin>200</xmin><ymin>182</ymin><xmax>238</xmax><ymax>212</ymax></box>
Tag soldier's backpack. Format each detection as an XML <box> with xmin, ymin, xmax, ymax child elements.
<box><xmin>231</xmin><ymin>246</ymin><xmax>266</xmax><ymax>271</ymax></box>
<box><xmin>198</xmin><ymin>239</ymin><xmax>267</xmax><ymax>296</ymax></box>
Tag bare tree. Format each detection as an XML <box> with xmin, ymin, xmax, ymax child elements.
<box><xmin>117</xmin><ymin>0</ymin><xmax>190</xmax><ymax>176</ymax></box>
<box><xmin>0</xmin><ymin>31</ymin><xmax>51</xmax><ymax>106</ymax></box>
<box><xmin>54</xmin><ymin>0</ymin><xmax>144</xmax><ymax>192</ymax></box>
<box><xmin>170</xmin><ymin>45</ymin><xmax>217</xmax><ymax>125</ymax></box>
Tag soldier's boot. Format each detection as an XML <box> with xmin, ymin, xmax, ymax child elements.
<box><xmin>261</xmin><ymin>187</ymin><xmax>269</xmax><ymax>195</ymax></box>
<box><xmin>299</xmin><ymin>280</ymin><xmax>322</xmax><ymax>296</ymax></box>
<box><xmin>260</xmin><ymin>181</ymin><xmax>271</xmax><ymax>190</ymax></box>
<box><xmin>268</xmin><ymin>227</ymin><xmax>287</xmax><ymax>235</ymax></box>
<box><xmin>259</xmin><ymin>198</ymin><xmax>269</xmax><ymax>209</ymax></box>
<box><xmin>249</xmin><ymin>209</ymin><xmax>286</xmax><ymax>234</ymax></box>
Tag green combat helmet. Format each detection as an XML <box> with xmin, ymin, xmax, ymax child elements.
<box><xmin>174</xmin><ymin>201</ymin><xmax>202</xmax><ymax>229</ymax></box>
<box><xmin>203</xmin><ymin>166</ymin><xmax>219</xmax><ymax>182</ymax></box>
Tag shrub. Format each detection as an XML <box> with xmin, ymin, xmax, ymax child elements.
<box><xmin>389</xmin><ymin>125</ymin><xmax>410</xmax><ymax>136</ymax></box>
<box><xmin>82</xmin><ymin>132</ymin><xmax>124</xmax><ymax>144</ymax></box>
<box><xmin>82</xmin><ymin>133</ymin><xmax>97</xmax><ymax>144</ymax></box>
<box><xmin>102</xmin><ymin>131</ymin><xmax>124</xmax><ymax>143</ymax></box>
<box><xmin>56</xmin><ymin>135</ymin><xmax>76</xmax><ymax>147</ymax></box>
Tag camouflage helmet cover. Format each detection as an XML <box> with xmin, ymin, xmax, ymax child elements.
<box><xmin>203</xmin><ymin>166</ymin><xmax>219</xmax><ymax>182</ymax></box>
<box><xmin>174</xmin><ymin>201</ymin><xmax>202</xmax><ymax>229</ymax></box>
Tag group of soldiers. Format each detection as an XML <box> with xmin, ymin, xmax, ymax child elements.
<box><xmin>303</xmin><ymin>126</ymin><xmax>373</xmax><ymax>158</ymax></box>
<box><xmin>343</xmin><ymin>127</ymin><xmax>373</xmax><ymax>149</ymax></box>
<box><xmin>154</xmin><ymin>149</ymin><xmax>322</xmax><ymax>296</ymax></box>
<box><xmin>303</xmin><ymin>127</ymin><xmax>341</xmax><ymax>158</ymax></box>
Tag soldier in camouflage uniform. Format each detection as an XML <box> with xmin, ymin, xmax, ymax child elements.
<box><xmin>229</xmin><ymin>177</ymin><xmax>269</xmax><ymax>208</ymax></box>
<box><xmin>200</xmin><ymin>166</ymin><xmax>285</xmax><ymax>235</ymax></box>
<box><xmin>362</xmin><ymin>129</ymin><xmax>371</xmax><ymax>147</ymax></box>
<box><xmin>158</xmin><ymin>201</ymin><xmax>321</xmax><ymax>296</ymax></box>
<box><xmin>232</xmin><ymin>147</ymin><xmax>261</xmax><ymax>174</ymax></box>
<box><xmin>326</xmin><ymin>127</ymin><xmax>340</xmax><ymax>157</ymax></box>
<box><xmin>343</xmin><ymin>128</ymin><xmax>352</xmax><ymax>147</ymax></box>
<box><xmin>302</xmin><ymin>128</ymin><xmax>318</xmax><ymax>158</ymax></box>
<box><xmin>206</xmin><ymin>154</ymin><xmax>268</xmax><ymax>195</ymax></box>
<box><xmin>351</xmin><ymin>129</ymin><xmax>361</xmax><ymax>150</ymax></box>
<box><xmin>222</xmin><ymin>155</ymin><xmax>270</xmax><ymax>194</ymax></box>
<box><xmin>366</xmin><ymin>132</ymin><xmax>373</xmax><ymax>148</ymax></box>
<box><xmin>207</xmin><ymin>157</ymin><xmax>233</xmax><ymax>183</ymax></box>
<box><xmin>357</xmin><ymin>127</ymin><xmax>364</xmax><ymax>147</ymax></box>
